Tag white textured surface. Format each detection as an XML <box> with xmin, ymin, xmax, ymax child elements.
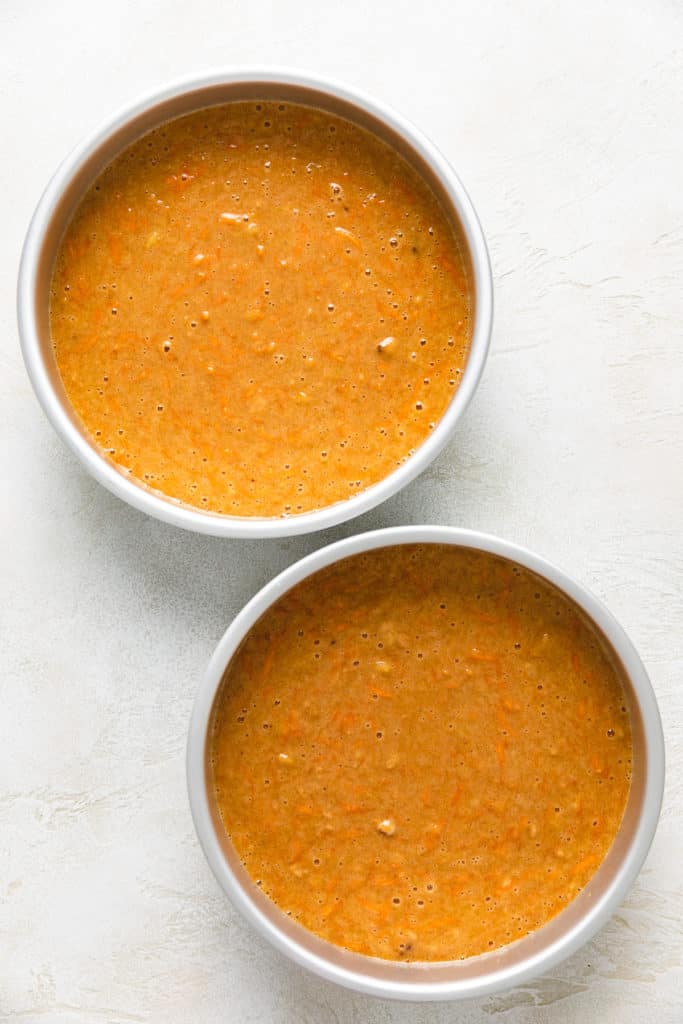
<box><xmin>2</xmin><ymin>1</ymin><xmax>682</xmax><ymax>1020</ymax></box>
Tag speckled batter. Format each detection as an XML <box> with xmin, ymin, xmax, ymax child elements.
<box><xmin>211</xmin><ymin>544</ymin><xmax>632</xmax><ymax>961</ymax></box>
<box><xmin>49</xmin><ymin>102</ymin><xmax>470</xmax><ymax>516</ymax></box>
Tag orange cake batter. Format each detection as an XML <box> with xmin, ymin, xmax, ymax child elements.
<box><xmin>50</xmin><ymin>102</ymin><xmax>471</xmax><ymax>516</ymax></box>
<box><xmin>211</xmin><ymin>544</ymin><xmax>632</xmax><ymax>961</ymax></box>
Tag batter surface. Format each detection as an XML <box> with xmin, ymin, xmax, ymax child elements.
<box><xmin>50</xmin><ymin>102</ymin><xmax>470</xmax><ymax>516</ymax></box>
<box><xmin>211</xmin><ymin>544</ymin><xmax>632</xmax><ymax>961</ymax></box>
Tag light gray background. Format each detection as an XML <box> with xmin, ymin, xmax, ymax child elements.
<box><xmin>2</xmin><ymin>1</ymin><xmax>681</xmax><ymax>1021</ymax></box>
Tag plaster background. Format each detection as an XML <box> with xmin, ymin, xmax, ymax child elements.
<box><xmin>2</xmin><ymin>1</ymin><xmax>681</xmax><ymax>1020</ymax></box>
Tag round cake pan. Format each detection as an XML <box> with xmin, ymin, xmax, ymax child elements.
<box><xmin>17</xmin><ymin>69</ymin><xmax>492</xmax><ymax>538</ymax></box>
<box><xmin>186</xmin><ymin>525</ymin><xmax>664</xmax><ymax>1000</ymax></box>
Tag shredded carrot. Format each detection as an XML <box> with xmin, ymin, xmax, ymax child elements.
<box><xmin>469</xmin><ymin>648</ymin><xmax>500</xmax><ymax>663</ymax></box>
<box><xmin>571</xmin><ymin>853</ymin><xmax>598</xmax><ymax>877</ymax></box>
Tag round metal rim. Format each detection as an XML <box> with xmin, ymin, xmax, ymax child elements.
<box><xmin>186</xmin><ymin>525</ymin><xmax>665</xmax><ymax>1000</ymax></box>
<box><xmin>17</xmin><ymin>67</ymin><xmax>493</xmax><ymax>538</ymax></box>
